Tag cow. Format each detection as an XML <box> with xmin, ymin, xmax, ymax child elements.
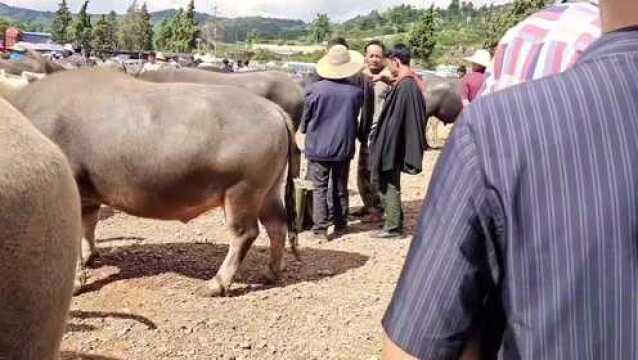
<box><xmin>137</xmin><ymin>68</ymin><xmax>305</xmax><ymax>131</ymax></box>
<box><xmin>7</xmin><ymin>69</ymin><xmax>299</xmax><ymax>297</ymax></box>
<box><xmin>0</xmin><ymin>98</ymin><xmax>81</xmax><ymax>359</ymax></box>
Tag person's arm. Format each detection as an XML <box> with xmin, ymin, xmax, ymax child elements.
<box><xmin>383</xmin><ymin>332</ymin><xmax>418</xmax><ymax>360</ymax></box>
<box><xmin>299</xmin><ymin>89</ymin><xmax>316</xmax><ymax>135</ymax></box>
<box><xmin>460</xmin><ymin>75</ymin><xmax>471</xmax><ymax>107</ymax></box>
<box><xmin>382</xmin><ymin>112</ymin><xmax>500</xmax><ymax>359</ymax></box>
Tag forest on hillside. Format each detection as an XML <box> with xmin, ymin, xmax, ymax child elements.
<box><xmin>0</xmin><ymin>0</ymin><xmax>549</xmax><ymax>66</ymax></box>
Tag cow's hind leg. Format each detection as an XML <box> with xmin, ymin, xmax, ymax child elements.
<box><xmin>81</xmin><ymin>203</ymin><xmax>101</xmax><ymax>265</ymax></box>
<box><xmin>259</xmin><ymin>195</ymin><xmax>287</xmax><ymax>284</ymax></box>
<box><xmin>196</xmin><ymin>189</ymin><xmax>260</xmax><ymax>297</ymax></box>
<box><xmin>74</xmin><ymin>203</ymin><xmax>100</xmax><ymax>294</ymax></box>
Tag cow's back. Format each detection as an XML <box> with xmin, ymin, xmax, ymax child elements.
<box><xmin>139</xmin><ymin>68</ymin><xmax>304</xmax><ymax>130</ymax></box>
<box><xmin>0</xmin><ymin>98</ymin><xmax>81</xmax><ymax>359</ymax></box>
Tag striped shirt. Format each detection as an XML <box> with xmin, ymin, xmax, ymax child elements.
<box><xmin>480</xmin><ymin>2</ymin><xmax>601</xmax><ymax>96</ymax></box>
<box><xmin>383</xmin><ymin>28</ymin><xmax>638</xmax><ymax>359</ymax></box>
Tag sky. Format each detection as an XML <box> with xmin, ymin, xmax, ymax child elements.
<box><xmin>6</xmin><ymin>0</ymin><xmax>511</xmax><ymax>21</ymax></box>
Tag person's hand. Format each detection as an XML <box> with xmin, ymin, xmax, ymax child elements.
<box><xmin>295</xmin><ymin>133</ymin><xmax>306</xmax><ymax>152</ymax></box>
<box><xmin>371</xmin><ymin>73</ymin><xmax>391</xmax><ymax>83</ymax></box>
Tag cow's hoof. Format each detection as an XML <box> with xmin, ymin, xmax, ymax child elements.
<box><xmin>83</xmin><ymin>252</ymin><xmax>100</xmax><ymax>268</ymax></box>
<box><xmin>73</xmin><ymin>271</ymin><xmax>88</xmax><ymax>296</ymax></box>
<box><xmin>262</xmin><ymin>272</ymin><xmax>279</xmax><ymax>285</ymax></box>
<box><xmin>196</xmin><ymin>278</ymin><xmax>226</xmax><ymax>298</ymax></box>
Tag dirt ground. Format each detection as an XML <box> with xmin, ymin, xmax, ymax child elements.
<box><xmin>61</xmin><ymin>144</ymin><xmax>447</xmax><ymax>360</ymax></box>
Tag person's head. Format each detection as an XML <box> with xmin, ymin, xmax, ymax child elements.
<box><xmin>387</xmin><ymin>44</ymin><xmax>411</xmax><ymax>76</ymax></box>
<box><xmin>458</xmin><ymin>65</ymin><xmax>467</xmax><ymax>77</ymax></box>
<box><xmin>223</xmin><ymin>58</ymin><xmax>229</xmax><ymax>66</ymax></box>
<box><xmin>464</xmin><ymin>49</ymin><xmax>491</xmax><ymax>73</ymax></box>
<box><xmin>599</xmin><ymin>0</ymin><xmax>638</xmax><ymax>32</ymax></box>
<box><xmin>328</xmin><ymin>37</ymin><xmax>349</xmax><ymax>50</ymax></box>
<box><xmin>148</xmin><ymin>52</ymin><xmax>156</xmax><ymax>63</ymax></box>
<box><xmin>238</xmin><ymin>60</ymin><xmax>244</xmax><ymax>67</ymax></box>
<box><xmin>63</xmin><ymin>43</ymin><xmax>74</xmax><ymax>57</ymax></box>
<box><xmin>156</xmin><ymin>52</ymin><xmax>168</xmax><ymax>62</ymax></box>
<box><xmin>316</xmin><ymin>44</ymin><xmax>364</xmax><ymax>80</ymax></box>
<box><xmin>11</xmin><ymin>44</ymin><xmax>26</xmax><ymax>55</ymax></box>
<box><xmin>365</xmin><ymin>40</ymin><xmax>386</xmax><ymax>73</ymax></box>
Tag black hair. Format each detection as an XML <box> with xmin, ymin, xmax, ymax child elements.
<box><xmin>364</xmin><ymin>40</ymin><xmax>386</xmax><ymax>54</ymax></box>
<box><xmin>328</xmin><ymin>37</ymin><xmax>349</xmax><ymax>49</ymax></box>
<box><xmin>388</xmin><ymin>43</ymin><xmax>411</xmax><ymax>65</ymax></box>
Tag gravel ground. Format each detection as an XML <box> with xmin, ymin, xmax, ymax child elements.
<box><xmin>60</xmin><ymin>148</ymin><xmax>445</xmax><ymax>360</ymax></box>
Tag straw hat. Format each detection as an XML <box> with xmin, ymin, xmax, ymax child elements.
<box><xmin>316</xmin><ymin>45</ymin><xmax>364</xmax><ymax>80</ymax></box>
<box><xmin>156</xmin><ymin>52</ymin><xmax>168</xmax><ymax>61</ymax></box>
<box><xmin>464</xmin><ymin>49</ymin><xmax>492</xmax><ymax>68</ymax></box>
<box><xmin>63</xmin><ymin>43</ymin><xmax>74</xmax><ymax>52</ymax></box>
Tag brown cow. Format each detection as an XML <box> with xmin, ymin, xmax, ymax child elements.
<box><xmin>8</xmin><ymin>69</ymin><xmax>298</xmax><ymax>297</ymax></box>
<box><xmin>0</xmin><ymin>98</ymin><xmax>81</xmax><ymax>359</ymax></box>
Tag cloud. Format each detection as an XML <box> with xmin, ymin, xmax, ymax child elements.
<box><xmin>10</xmin><ymin>0</ymin><xmax>510</xmax><ymax>21</ymax></box>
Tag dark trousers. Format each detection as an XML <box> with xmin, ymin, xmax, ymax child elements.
<box><xmin>308</xmin><ymin>160</ymin><xmax>350</xmax><ymax>231</ymax></box>
<box><xmin>357</xmin><ymin>143</ymin><xmax>383</xmax><ymax>214</ymax></box>
<box><xmin>379</xmin><ymin>169</ymin><xmax>404</xmax><ymax>232</ymax></box>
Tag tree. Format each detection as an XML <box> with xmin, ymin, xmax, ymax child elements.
<box><xmin>154</xmin><ymin>1</ymin><xmax>200</xmax><ymax>53</ymax></box>
<box><xmin>138</xmin><ymin>3</ymin><xmax>153</xmax><ymax>50</ymax></box>
<box><xmin>51</xmin><ymin>0</ymin><xmax>73</xmax><ymax>44</ymax></box>
<box><xmin>72</xmin><ymin>0</ymin><xmax>92</xmax><ymax>53</ymax></box>
<box><xmin>107</xmin><ymin>11</ymin><xmax>118</xmax><ymax>49</ymax></box>
<box><xmin>0</xmin><ymin>17</ymin><xmax>10</xmax><ymax>42</ymax></box>
<box><xmin>408</xmin><ymin>6</ymin><xmax>438</xmax><ymax>68</ymax></box>
<box><xmin>91</xmin><ymin>14</ymin><xmax>110</xmax><ymax>58</ymax></box>
<box><xmin>447</xmin><ymin>0</ymin><xmax>461</xmax><ymax>19</ymax></box>
<box><xmin>310</xmin><ymin>14</ymin><xmax>331</xmax><ymax>44</ymax></box>
<box><xmin>483</xmin><ymin>0</ymin><xmax>548</xmax><ymax>51</ymax></box>
<box><xmin>117</xmin><ymin>1</ymin><xmax>153</xmax><ymax>51</ymax></box>
<box><xmin>247</xmin><ymin>29</ymin><xmax>259</xmax><ymax>48</ymax></box>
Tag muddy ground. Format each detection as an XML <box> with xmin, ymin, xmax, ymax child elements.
<box><xmin>61</xmin><ymin>127</ymin><xmax>450</xmax><ymax>360</ymax></box>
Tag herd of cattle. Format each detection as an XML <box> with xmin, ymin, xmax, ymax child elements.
<box><xmin>0</xmin><ymin>49</ymin><xmax>462</xmax><ymax>359</ymax></box>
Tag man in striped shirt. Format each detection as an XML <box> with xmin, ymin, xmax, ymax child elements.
<box><xmin>480</xmin><ymin>0</ymin><xmax>601</xmax><ymax>97</ymax></box>
<box><xmin>382</xmin><ymin>0</ymin><xmax>638</xmax><ymax>358</ymax></box>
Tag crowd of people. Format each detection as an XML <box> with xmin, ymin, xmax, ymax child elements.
<box><xmin>301</xmin><ymin>0</ymin><xmax>638</xmax><ymax>359</ymax></box>
<box><xmin>3</xmin><ymin>0</ymin><xmax>638</xmax><ymax>357</ymax></box>
<box><xmin>301</xmin><ymin>38</ymin><xmax>487</xmax><ymax>240</ymax></box>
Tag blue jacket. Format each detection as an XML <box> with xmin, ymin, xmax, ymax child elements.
<box><xmin>300</xmin><ymin>79</ymin><xmax>363</xmax><ymax>162</ymax></box>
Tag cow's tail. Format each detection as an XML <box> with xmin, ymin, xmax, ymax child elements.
<box><xmin>280</xmin><ymin>108</ymin><xmax>301</xmax><ymax>260</ymax></box>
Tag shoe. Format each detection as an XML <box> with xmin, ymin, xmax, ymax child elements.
<box><xmin>312</xmin><ymin>230</ymin><xmax>329</xmax><ymax>241</ymax></box>
<box><xmin>333</xmin><ymin>225</ymin><xmax>348</xmax><ymax>238</ymax></box>
<box><xmin>371</xmin><ymin>230</ymin><xmax>404</xmax><ymax>239</ymax></box>
<box><xmin>350</xmin><ymin>207</ymin><xmax>369</xmax><ymax>218</ymax></box>
<box><xmin>361</xmin><ymin>213</ymin><xmax>384</xmax><ymax>224</ymax></box>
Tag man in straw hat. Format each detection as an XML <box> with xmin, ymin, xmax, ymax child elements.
<box><xmin>460</xmin><ymin>48</ymin><xmax>491</xmax><ymax>106</ymax></box>
<box><xmin>369</xmin><ymin>44</ymin><xmax>427</xmax><ymax>239</ymax></box>
<box><xmin>300</xmin><ymin>44</ymin><xmax>364</xmax><ymax>240</ymax></box>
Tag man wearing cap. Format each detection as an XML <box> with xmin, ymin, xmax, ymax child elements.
<box><xmin>370</xmin><ymin>44</ymin><xmax>426</xmax><ymax>239</ymax></box>
<box><xmin>300</xmin><ymin>45</ymin><xmax>364</xmax><ymax>240</ymax></box>
<box><xmin>460</xmin><ymin>49</ymin><xmax>491</xmax><ymax>106</ymax></box>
